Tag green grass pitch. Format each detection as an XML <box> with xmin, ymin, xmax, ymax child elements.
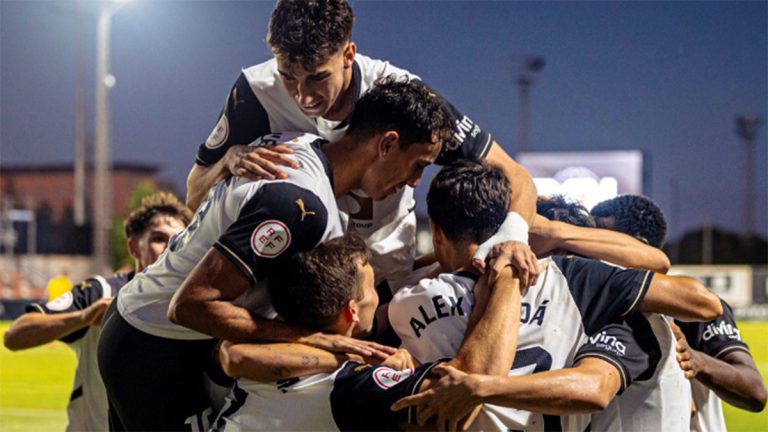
<box><xmin>1</xmin><ymin>321</ymin><xmax>767</xmax><ymax>430</ymax></box>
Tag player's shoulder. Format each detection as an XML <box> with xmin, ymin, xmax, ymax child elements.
<box><xmin>355</xmin><ymin>53</ymin><xmax>419</xmax><ymax>85</ymax></box>
<box><xmin>394</xmin><ymin>271</ymin><xmax>476</xmax><ymax>301</ymax></box>
<box><xmin>241</xmin><ymin>59</ymin><xmax>280</xmax><ymax>90</ymax></box>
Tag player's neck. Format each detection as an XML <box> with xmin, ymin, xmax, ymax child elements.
<box><xmin>322</xmin><ymin>69</ymin><xmax>354</xmax><ymax>121</ymax></box>
<box><xmin>323</xmin><ymin>135</ymin><xmax>373</xmax><ymax>197</ymax></box>
<box><xmin>444</xmin><ymin>243</ymin><xmax>479</xmax><ymax>273</ymax></box>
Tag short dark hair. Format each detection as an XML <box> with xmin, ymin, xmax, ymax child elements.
<box><xmin>267</xmin><ymin>0</ymin><xmax>354</xmax><ymax>70</ymax></box>
<box><xmin>124</xmin><ymin>192</ymin><xmax>192</xmax><ymax>239</ymax></box>
<box><xmin>537</xmin><ymin>195</ymin><xmax>596</xmax><ymax>228</ymax></box>
<box><xmin>590</xmin><ymin>195</ymin><xmax>668</xmax><ymax>248</ymax></box>
<box><xmin>267</xmin><ymin>234</ymin><xmax>371</xmax><ymax>331</ymax></box>
<box><xmin>427</xmin><ymin>160</ymin><xmax>509</xmax><ymax>244</ymax></box>
<box><xmin>347</xmin><ymin>76</ymin><xmax>456</xmax><ymax>150</ymax></box>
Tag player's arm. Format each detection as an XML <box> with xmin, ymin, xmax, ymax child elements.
<box><xmin>448</xmin><ymin>267</ymin><xmax>521</xmax><ymax>375</ymax></box>
<box><xmin>186</xmin><ymin>73</ymin><xmax>298</xmax><ymax>211</ymax></box>
<box><xmin>219</xmin><ymin>340</ymin><xmax>416</xmax><ymax>382</ymax></box>
<box><xmin>639</xmin><ymin>273</ymin><xmax>721</xmax><ymax>322</ymax></box>
<box><xmin>3</xmin><ymin>281</ymin><xmax>110</xmax><ymax>350</ymax></box>
<box><xmin>672</xmin><ymin>310</ymin><xmax>767</xmax><ymax>412</ymax></box>
<box><xmin>530</xmin><ymin>214</ymin><xmax>671</xmax><ymax>273</ymax></box>
<box><xmin>168</xmin><ymin>248</ymin><xmax>391</xmax><ymax>359</ymax></box>
<box><xmin>485</xmin><ymin>142</ymin><xmax>537</xmax><ymax>225</ymax></box>
<box><xmin>186</xmin><ymin>145</ymin><xmax>299</xmax><ymax>211</ymax></box>
<box><xmin>396</xmin><ymin>357</ymin><xmax>620</xmax><ymax>421</ymax></box>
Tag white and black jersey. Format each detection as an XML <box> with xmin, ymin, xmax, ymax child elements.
<box><xmin>676</xmin><ymin>300</ymin><xmax>750</xmax><ymax>432</ymax></box>
<box><xmin>117</xmin><ymin>132</ymin><xmax>344</xmax><ymax>340</ymax></box>
<box><xmin>388</xmin><ymin>256</ymin><xmax>654</xmax><ymax>431</ymax></box>
<box><xmin>590</xmin><ymin>312</ymin><xmax>691</xmax><ymax>432</ymax></box>
<box><xmin>213</xmin><ymin>361</ymin><xmax>439</xmax><ymax>431</ymax></box>
<box><xmin>195</xmin><ymin>55</ymin><xmax>494</xmax><ymax>293</ymax></box>
<box><xmin>26</xmin><ymin>272</ymin><xmax>131</xmax><ymax>432</ymax></box>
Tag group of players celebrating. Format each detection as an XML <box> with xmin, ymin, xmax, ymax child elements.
<box><xmin>4</xmin><ymin>0</ymin><xmax>766</xmax><ymax>431</ymax></box>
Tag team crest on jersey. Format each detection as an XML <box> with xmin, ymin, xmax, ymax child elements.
<box><xmin>205</xmin><ymin>114</ymin><xmax>229</xmax><ymax>149</ymax></box>
<box><xmin>45</xmin><ymin>291</ymin><xmax>74</xmax><ymax>312</ymax></box>
<box><xmin>372</xmin><ymin>367</ymin><xmax>414</xmax><ymax>389</ymax></box>
<box><xmin>250</xmin><ymin>220</ymin><xmax>292</xmax><ymax>258</ymax></box>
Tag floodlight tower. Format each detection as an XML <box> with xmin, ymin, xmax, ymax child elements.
<box><xmin>93</xmin><ymin>0</ymin><xmax>131</xmax><ymax>274</ymax></box>
<box><xmin>735</xmin><ymin>115</ymin><xmax>761</xmax><ymax>234</ymax></box>
<box><xmin>514</xmin><ymin>55</ymin><xmax>545</xmax><ymax>154</ymax></box>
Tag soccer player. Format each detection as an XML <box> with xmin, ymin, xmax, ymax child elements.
<box><xmin>386</xmin><ymin>161</ymin><xmax>721</xmax><ymax>430</ymax></box>
<box><xmin>213</xmin><ymin>162</ymin><xmax>721</xmax><ymax>431</ymax></box>
<box><xmin>3</xmin><ymin>192</ymin><xmax>191</xmax><ymax>432</ymax></box>
<box><xmin>532</xmin><ymin>194</ymin><xmax>692</xmax><ymax>432</ymax></box>
<box><xmin>591</xmin><ymin>194</ymin><xmax>767</xmax><ymax>430</ymax></box>
<box><xmin>185</xmin><ymin>0</ymin><xmax>538</xmax><ymax>293</ymax></box>
<box><xmin>591</xmin><ymin>194</ymin><xmax>668</xmax><ymax>248</ymax></box>
<box><xmin>214</xmin><ymin>233</ymin><xmax>523</xmax><ymax>431</ymax></box>
<box><xmin>97</xmin><ymin>78</ymin><xmax>456</xmax><ymax>431</ymax></box>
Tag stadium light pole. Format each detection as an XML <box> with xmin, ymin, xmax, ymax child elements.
<box><xmin>513</xmin><ymin>55</ymin><xmax>545</xmax><ymax>154</ymax></box>
<box><xmin>93</xmin><ymin>0</ymin><xmax>130</xmax><ymax>274</ymax></box>
<box><xmin>735</xmin><ymin>115</ymin><xmax>761</xmax><ymax>235</ymax></box>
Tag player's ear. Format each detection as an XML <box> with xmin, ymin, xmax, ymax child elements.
<box><xmin>430</xmin><ymin>219</ymin><xmax>445</xmax><ymax>246</ymax></box>
<box><xmin>342</xmin><ymin>298</ymin><xmax>360</xmax><ymax>326</ymax></box>
<box><xmin>127</xmin><ymin>237</ymin><xmax>140</xmax><ymax>261</ymax></box>
<box><xmin>343</xmin><ymin>42</ymin><xmax>356</xmax><ymax>68</ymax></box>
<box><xmin>378</xmin><ymin>131</ymin><xmax>399</xmax><ymax>157</ymax></box>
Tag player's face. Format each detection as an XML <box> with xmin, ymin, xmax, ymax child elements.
<box><xmin>362</xmin><ymin>138</ymin><xmax>442</xmax><ymax>201</ymax></box>
<box><xmin>130</xmin><ymin>214</ymin><xmax>186</xmax><ymax>271</ymax></box>
<box><xmin>353</xmin><ymin>261</ymin><xmax>379</xmax><ymax>335</ymax></box>
<box><xmin>276</xmin><ymin>43</ymin><xmax>355</xmax><ymax>120</ymax></box>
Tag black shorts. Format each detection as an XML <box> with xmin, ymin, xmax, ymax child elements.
<box><xmin>97</xmin><ymin>302</ymin><xmax>219</xmax><ymax>431</ymax></box>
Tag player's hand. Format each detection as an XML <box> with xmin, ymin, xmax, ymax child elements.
<box><xmin>475</xmin><ymin>241</ymin><xmax>540</xmax><ymax>288</ymax></box>
<box><xmin>381</xmin><ymin>348</ymin><xmax>418</xmax><ymax>371</ymax></box>
<box><xmin>80</xmin><ymin>297</ymin><xmax>113</xmax><ymax>326</ymax></box>
<box><xmin>224</xmin><ymin>144</ymin><xmax>300</xmax><ymax>180</ymax></box>
<box><xmin>298</xmin><ymin>332</ymin><xmax>396</xmax><ymax>361</ymax></box>
<box><xmin>391</xmin><ymin>364</ymin><xmax>483</xmax><ymax>432</ymax></box>
<box><xmin>670</xmin><ymin>321</ymin><xmax>701</xmax><ymax>379</ymax></box>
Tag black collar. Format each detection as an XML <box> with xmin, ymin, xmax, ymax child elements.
<box><xmin>334</xmin><ymin>60</ymin><xmax>362</xmax><ymax>130</ymax></box>
<box><xmin>310</xmin><ymin>138</ymin><xmax>334</xmax><ymax>193</ymax></box>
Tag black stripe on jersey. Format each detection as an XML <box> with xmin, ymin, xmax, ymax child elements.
<box><xmin>552</xmin><ymin>256</ymin><xmax>653</xmax><ymax>335</ymax></box>
<box><xmin>196</xmin><ymin>72</ymin><xmax>271</xmax><ymax>167</ymax></box>
<box><xmin>713</xmin><ymin>345</ymin><xmax>751</xmax><ymax>360</ymax></box>
<box><xmin>335</xmin><ymin>61</ymin><xmax>362</xmax><ymax>130</ymax></box>
<box><xmin>213</xmin><ymin>383</ymin><xmax>249</xmax><ymax>431</ymax></box>
<box><xmin>214</xmin><ymin>182</ymin><xmax>330</xmax><ymax>285</ymax></box>
<box><xmin>574</xmin><ymin>352</ymin><xmax>629</xmax><ymax>393</ymax></box>
<box><xmin>69</xmin><ymin>385</ymin><xmax>83</xmax><ymax>402</ymax></box>
<box><xmin>309</xmin><ymin>138</ymin><xmax>334</xmax><ymax>191</ymax></box>
<box><xmin>405</xmin><ymin>361</ymin><xmax>444</xmax><ymax>426</ymax></box>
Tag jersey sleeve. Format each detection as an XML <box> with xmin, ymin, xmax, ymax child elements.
<box><xmin>552</xmin><ymin>256</ymin><xmax>653</xmax><ymax>335</ymax></box>
<box><xmin>213</xmin><ymin>182</ymin><xmax>329</xmax><ymax>284</ymax></box>
<box><xmin>410</xmin><ymin>80</ymin><xmax>493</xmax><ymax>165</ymax></box>
<box><xmin>330</xmin><ymin>361</ymin><xmax>443</xmax><ymax>431</ymax></box>
<box><xmin>195</xmin><ymin>73</ymin><xmax>271</xmax><ymax>166</ymax></box>
<box><xmin>676</xmin><ymin>299</ymin><xmax>750</xmax><ymax>359</ymax></box>
<box><xmin>574</xmin><ymin>318</ymin><xmax>656</xmax><ymax>394</ymax></box>
<box><xmin>24</xmin><ymin>277</ymin><xmax>106</xmax><ymax>344</ymax></box>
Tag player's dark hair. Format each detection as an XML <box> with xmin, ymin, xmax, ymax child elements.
<box><xmin>267</xmin><ymin>234</ymin><xmax>371</xmax><ymax>331</ymax></box>
<box><xmin>267</xmin><ymin>0</ymin><xmax>354</xmax><ymax>70</ymax></box>
<box><xmin>427</xmin><ymin>160</ymin><xmax>509</xmax><ymax>244</ymax></box>
<box><xmin>347</xmin><ymin>76</ymin><xmax>456</xmax><ymax>150</ymax></box>
<box><xmin>124</xmin><ymin>192</ymin><xmax>192</xmax><ymax>239</ymax></box>
<box><xmin>590</xmin><ymin>195</ymin><xmax>668</xmax><ymax>248</ymax></box>
<box><xmin>537</xmin><ymin>195</ymin><xmax>596</xmax><ymax>228</ymax></box>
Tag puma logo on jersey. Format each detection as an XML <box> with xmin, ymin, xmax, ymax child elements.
<box><xmin>703</xmin><ymin>320</ymin><xmax>742</xmax><ymax>341</ymax></box>
<box><xmin>295</xmin><ymin>199</ymin><xmax>316</xmax><ymax>221</ymax></box>
<box><xmin>409</xmin><ymin>294</ymin><xmax>466</xmax><ymax>338</ymax></box>
<box><xmin>589</xmin><ymin>331</ymin><xmax>627</xmax><ymax>355</ymax></box>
